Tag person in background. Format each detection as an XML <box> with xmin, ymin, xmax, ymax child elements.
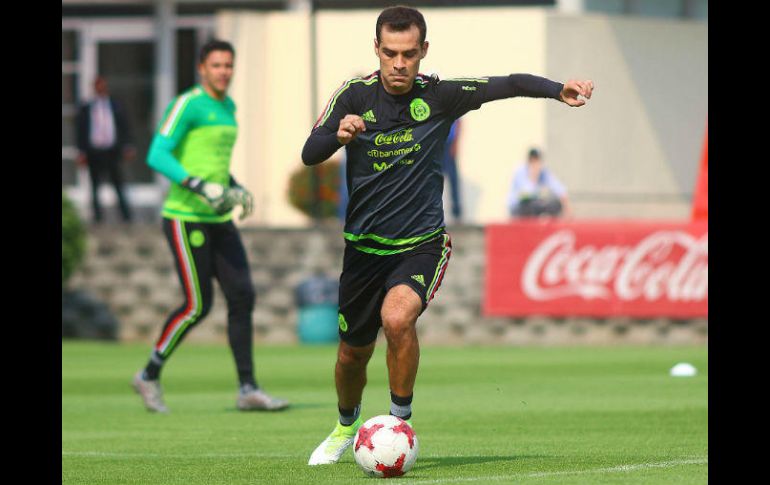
<box><xmin>441</xmin><ymin>118</ymin><xmax>462</xmax><ymax>222</ymax></box>
<box><xmin>76</xmin><ymin>75</ymin><xmax>135</xmax><ymax>223</ymax></box>
<box><xmin>337</xmin><ymin>150</ymin><xmax>349</xmax><ymax>222</ymax></box>
<box><xmin>507</xmin><ymin>148</ymin><xmax>572</xmax><ymax>218</ymax></box>
<box><xmin>131</xmin><ymin>39</ymin><xmax>289</xmax><ymax>414</ymax></box>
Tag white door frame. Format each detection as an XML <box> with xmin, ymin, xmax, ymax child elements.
<box><xmin>62</xmin><ymin>16</ymin><xmax>215</xmax><ymax>217</ymax></box>
<box><xmin>63</xmin><ymin>18</ymin><xmax>161</xmax><ymax>214</ymax></box>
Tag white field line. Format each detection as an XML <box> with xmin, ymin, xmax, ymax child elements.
<box><xmin>403</xmin><ymin>458</ymin><xmax>708</xmax><ymax>484</ymax></box>
<box><xmin>62</xmin><ymin>452</ymin><xmax>707</xmax><ymax>483</ymax></box>
<box><xmin>61</xmin><ymin>451</ymin><xmax>298</xmax><ymax>459</ymax></box>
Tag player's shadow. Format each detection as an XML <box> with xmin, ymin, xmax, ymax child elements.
<box><xmin>281</xmin><ymin>402</ymin><xmax>328</xmax><ymax>410</ymax></box>
<box><xmin>222</xmin><ymin>402</ymin><xmax>328</xmax><ymax>412</ymax></box>
<box><xmin>415</xmin><ymin>454</ymin><xmax>543</xmax><ymax>471</ymax></box>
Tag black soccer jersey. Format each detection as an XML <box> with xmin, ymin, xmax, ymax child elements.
<box><xmin>302</xmin><ymin>70</ymin><xmax>563</xmax><ymax>255</ymax></box>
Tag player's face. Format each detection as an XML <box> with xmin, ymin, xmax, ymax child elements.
<box><xmin>198</xmin><ymin>50</ymin><xmax>234</xmax><ymax>99</ymax></box>
<box><xmin>375</xmin><ymin>24</ymin><xmax>428</xmax><ymax>95</ymax></box>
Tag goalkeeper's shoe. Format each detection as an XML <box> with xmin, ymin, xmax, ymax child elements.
<box><xmin>131</xmin><ymin>371</ymin><xmax>169</xmax><ymax>413</ymax></box>
<box><xmin>308</xmin><ymin>417</ymin><xmax>363</xmax><ymax>465</ymax></box>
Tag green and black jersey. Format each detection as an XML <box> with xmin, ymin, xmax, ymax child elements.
<box><xmin>147</xmin><ymin>85</ymin><xmax>238</xmax><ymax>223</ymax></box>
<box><xmin>302</xmin><ymin>71</ymin><xmax>564</xmax><ymax>255</ymax></box>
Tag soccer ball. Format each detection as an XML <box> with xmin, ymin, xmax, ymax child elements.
<box><xmin>353</xmin><ymin>415</ymin><xmax>419</xmax><ymax>478</ymax></box>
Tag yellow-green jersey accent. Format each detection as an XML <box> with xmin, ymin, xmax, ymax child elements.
<box><xmin>147</xmin><ymin>85</ymin><xmax>238</xmax><ymax>223</ymax></box>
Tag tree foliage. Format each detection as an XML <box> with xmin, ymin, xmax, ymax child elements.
<box><xmin>62</xmin><ymin>191</ymin><xmax>86</xmax><ymax>286</ymax></box>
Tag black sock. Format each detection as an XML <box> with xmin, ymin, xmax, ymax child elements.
<box><xmin>239</xmin><ymin>382</ymin><xmax>259</xmax><ymax>394</ymax></box>
<box><xmin>339</xmin><ymin>404</ymin><xmax>361</xmax><ymax>426</ymax></box>
<box><xmin>239</xmin><ymin>371</ymin><xmax>258</xmax><ymax>389</ymax></box>
<box><xmin>143</xmin><ymin>352</ymin><xmax>164</xmax><ymax>381</ymax></box>
<box><xmin>389</xmin><ymin>391</ymin><xmax>413</xmax><ymax>420</ymax></box>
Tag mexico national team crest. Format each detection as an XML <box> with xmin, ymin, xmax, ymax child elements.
<box><xmin>409</xmin><ymin>98</ymin><xmax>430</xmax><ymax>121</ymax></box>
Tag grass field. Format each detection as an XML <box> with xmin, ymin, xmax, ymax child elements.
<box><xmin>62</xmin><ymin>342</ymin><xmax>707</xmax><ymax>484</ymax></box>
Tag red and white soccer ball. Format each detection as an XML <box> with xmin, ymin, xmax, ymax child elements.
<box><xmin>353</xmin><ymin>415</ymin><xmax>419</xmax><ymax>478</ymax></box>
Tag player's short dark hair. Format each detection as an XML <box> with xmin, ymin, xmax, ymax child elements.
<box><xmin>199</xmin><ymin>39</ymin><xmax>235</xmax><ymax>63</ymax></box>
<box><xmin>528</xmin><ymin>148</ymin><xmax>542</xmax><ymax>160</ymax></box>
<box><xmin>376</xmin><ymin>6</ymin><xmax>427</xmax><ymax>44</ymax></box>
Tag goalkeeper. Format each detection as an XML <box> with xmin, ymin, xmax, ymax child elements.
<box><xmin>131</xmin><ymin>39</ymin><xmax>289</xmax><ymax>413</ymax></box>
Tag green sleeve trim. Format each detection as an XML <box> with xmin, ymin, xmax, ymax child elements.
<box><xmin>344</xmin><ymin>227</ymin><xmax>444</xmax><ymax>247</ymax></box>
<box><xmin>316</xmin><ymin>75</ymin><xmax>378</xmax><ymax>128</ymax></box>
<box><xmin>160</xmin><ymin>91</ymin><xmax>196</xmax><ymax>137</ymax></box>
<box><xmin>444</xmin><ymin>77</ymin><xmax>489</xmax><ymax>83</ymax></box>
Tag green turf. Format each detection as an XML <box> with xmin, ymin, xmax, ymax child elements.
<box><xmin>62</xmin><ymin>342</ymin><xmax>707</xmax><ymax>484</ymax></box>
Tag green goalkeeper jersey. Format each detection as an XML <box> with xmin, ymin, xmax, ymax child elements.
<box><xmin>147</xmin><ymin>85</ymin><xmax>238</xmax><ymax>222</ymax></box>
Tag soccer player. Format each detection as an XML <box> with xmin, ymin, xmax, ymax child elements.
<box><xmin>131</xmin><ymin>39</ymin><xmax>289</xmax><ymax>413</ymax></box>
<box><xmin>303</xmin><ymin>6</ymin><xmax>593</xmax><ymax>465</ymax></box>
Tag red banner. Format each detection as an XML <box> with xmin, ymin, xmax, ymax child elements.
<box><xmin>483</xmin><ymin>220</ymin><xmax>708</xmax><ymax>317</ymax></box>
<box><xmin>691</xmin><ymin>128</ymin><xmax>708</xmax><ymax>221</ymax></box>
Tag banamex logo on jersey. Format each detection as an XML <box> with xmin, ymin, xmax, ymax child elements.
<box><xmin>521</xmin><ymin>230</ymin><xmax>708</xmax><ymax>303</ymax></box>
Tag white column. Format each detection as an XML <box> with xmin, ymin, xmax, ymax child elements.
<box><xmin>287</xmin><ymin>0</ymin><xmax>312</xmax><ymax>11</ymax></box>
<box><xmin>557</xmin><ymin>0</ymin><xmax>585</xmax><ymax>14</ymax></box>
<box><xmin>154</xmin><ymin>0</ymin><xmax>176</xmax><ymax>127</ymax></box>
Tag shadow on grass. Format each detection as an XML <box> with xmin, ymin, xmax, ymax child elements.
<box><xmin>414</xmin><ymin>454</ymin><xmax>544</xmax><ymax>471</ymax></box>
<box><xmin>221</xmin><ymin>402</ymin><xmax>329</xmax><ymax>413</ymax></box>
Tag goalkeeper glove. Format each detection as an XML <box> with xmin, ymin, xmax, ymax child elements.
<box><xmin>181</xmin><ymin>177</ymin><xmax>234</xmax><ymax>214</ymax></box>
<box><xmin>228</xmin><ymin>180</ymin><xmax>255</xmax><ymax>221</ymax></box>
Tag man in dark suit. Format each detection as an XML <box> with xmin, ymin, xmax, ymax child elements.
<box><xmin>76</xmin><ymin>75</ymin><xmax>135</xmax><ymax>223</ymax></box>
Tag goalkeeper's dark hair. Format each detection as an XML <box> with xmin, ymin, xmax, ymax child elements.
<box><xmin>199</xmin><ymin>39</ymin><xmax>235</xmax><ymax>63</ymax></box>
<box><xmin>376</xmin><ymin>6</ymin><xmax>427</xmax><ymax>44</ymax></box>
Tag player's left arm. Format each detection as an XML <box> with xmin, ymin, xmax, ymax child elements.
<box><xmin>483</xmin><ymin>74</ymin><xmax>594</xmax><ymax>106</ymax></box>
<box><xmin>435</xmin><ymin>74</ymin><xmax>593</xmax><ymax>119</ymax></box>
<box><xmin>556</xmin><ymin>79</ymin><xmax>594</xmax><ymax>107</ymax></box>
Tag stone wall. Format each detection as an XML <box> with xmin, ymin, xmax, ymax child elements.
<box><xmin>67</xmin><ymin>224</ymin><xmax>707</xmax><ymax>346</ymax></box>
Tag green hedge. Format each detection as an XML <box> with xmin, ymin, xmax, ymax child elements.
<box><xmin>62</xmin><ymin>191</ymin><xmax>86</xmax><ymax>287</ymax></box>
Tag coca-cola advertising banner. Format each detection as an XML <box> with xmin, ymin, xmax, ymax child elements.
<box><xmin>483</xmin><ymin>221</ymin><xmax>708</xmax><ymax>317</ymax></box>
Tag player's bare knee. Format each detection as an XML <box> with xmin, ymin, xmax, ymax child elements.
<box><xmin>382</xmin><ymin>303</ymin><xmax>418</xmax><ymax>338</ymax></box>
<box><xmin>382</xmin><ymin>311</ymin><xmax>416</xmax><ymax>341</ymax></box>
<box><xmin>338</xmin><ymin>343</ymin><xmax>374</xmax><ymax>369</ymax></box>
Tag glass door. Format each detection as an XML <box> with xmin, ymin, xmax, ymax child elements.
<box><xmin>62</xmin><ymin>16</ymin><xmax>215</xmax><ymax>222</ymax></box>
<box><xmin>63</xmin><ymin>18</ymin><xmax>159</xmax><ymax>221</ymax></box>
<box><xmin>97</xmin><ymin>40</ymin><xmax>155</xmax><ymax>185</ymax></box>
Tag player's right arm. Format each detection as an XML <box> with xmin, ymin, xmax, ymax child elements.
<box><xmin>147</xmin><ymin>94</ymin><xmax>194</xmax><ymax>184</ymax></box>
<box><xmin>336</xmin><ymin>114</ymin><xmax>366</xmax><ymax>145</ymax></box>
<box><xmin>301</xmin><ymin>78</ymin><xmax>362</xmax><ymax>166</ymax></box>
<box><xmin>147</xmin><ymin>94</ymin><xmax>232</xmax><ymax>213</ymax></box>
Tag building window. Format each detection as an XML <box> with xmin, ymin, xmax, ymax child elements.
<box><xmin>62</xmin><ymin>30</ymin><xmax>79</xmax><ymax>187</ymax></box>
<box><xmin>584</xmin><ymin>0</ymin><xmax>708</xmax><ymax>19</ymax></box>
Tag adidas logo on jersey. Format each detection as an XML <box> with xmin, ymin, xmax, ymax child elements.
<box><xmin>361</xmin><ymin>110</ymin><xmax>377</xmax><ymax>122</ymax></box>
<box><xmin>411</xmin><ymin>274</ymin><xmax>425</xmax><ymax>286</ymax></box>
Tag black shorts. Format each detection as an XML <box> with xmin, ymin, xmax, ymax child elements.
<box><xmin>337</xmin><ymin>233</ymin><xmax>452</xmax><ymax>346</ymax></box>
